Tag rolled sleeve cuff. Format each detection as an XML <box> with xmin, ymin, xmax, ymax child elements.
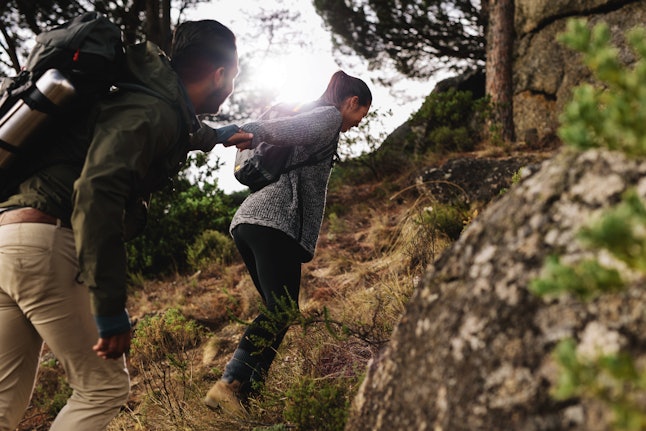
<box><xmin>94</xmin><ymin>309</ymin><xmax>132</xmax><ymax>338</ymax></box>
<box><xmin>215</xmin><ymin>124</ymin><xmax>241</xmax><ymax>142</ymax></box>
<box><xmin>189</xmin><ymin>124</ymin><xmax>241</xmax><ymax>152</ymax></box>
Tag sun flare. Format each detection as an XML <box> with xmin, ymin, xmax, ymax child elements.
<box><xmin>247</xmin><ymin>53</ymin><xmax>337</xmax><ymax>105</ymax></box>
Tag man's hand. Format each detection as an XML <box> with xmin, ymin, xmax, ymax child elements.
<box><xmin>93</xmin><ymin>331</ymin><xmax>132</xmax><ymax>360</ymax></box>
<box><xmin>223</xmin><ymin>131</ymin><xmax>253</xmax><ymax>149</ymax></box>
<box><xmin>189</xmin><ymin>124</ymin><xmax>253</xmax><ymax>152</ymax></box>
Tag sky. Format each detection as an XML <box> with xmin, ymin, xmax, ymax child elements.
<box><xmin>182</xmin><ymin>0</ymin><xmax>439</xmax><ymax>193</ymax></box>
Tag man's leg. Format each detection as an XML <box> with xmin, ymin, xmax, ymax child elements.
<box><xmin>0</xmin><ymin>223</ymin><xmax>44</xmax><ymax>431</ymax></box>
<box><xmin>6</xmin><ymin>224</ymin><xmax>129</xmax><ymax>430</ymax></box>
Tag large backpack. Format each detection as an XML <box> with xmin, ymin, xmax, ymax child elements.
<box><xmin>0</xmin><ymin>12</ymin><xmax>180</xmax><ymax>199</ymax></box>
<box><xmin>233</xmin><ymin>103</ymin><xmax>340</xmax><ymax>192</ymax></box>
<box><xmin>0</xmin><ymin>12</ymin><xmax>125</xmax><ymax>192</ymax></box>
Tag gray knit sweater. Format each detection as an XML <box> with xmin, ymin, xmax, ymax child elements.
<box><xmin>230</xmin><ymin>105</ymin><xmax>342</xmax><ymax>261</ymax></box>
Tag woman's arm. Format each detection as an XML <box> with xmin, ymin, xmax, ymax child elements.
<box><xmin>241</xmin><ymin>106</ymin><xmax>342</xmax><ymax>149</ymax></box>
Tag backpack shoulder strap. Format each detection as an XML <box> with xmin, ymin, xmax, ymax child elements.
<box><xmin>284</xmin><ymin>125</ymin><xmax>342</xmax><ymax>173</ymax></box>
<box><xmin>114</xmin><ymin>82</ymin><xmax>174</xmax><ymax>105</ymax></box>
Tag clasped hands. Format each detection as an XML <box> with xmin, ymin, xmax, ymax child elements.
<box><xmin>223</xmin><ymin>129</ymin><xmax>253</xmax><ymax>150</ymax></box>
<box><xmin>190</xmin><ymin>123</ymin><xmax>253</xmax><ymax>152</ymax></box>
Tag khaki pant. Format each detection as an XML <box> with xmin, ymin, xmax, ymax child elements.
<box><xmin>0</xmin><ymin>223</ymin><xmax>130</xmax><ymax>430</ymax></box>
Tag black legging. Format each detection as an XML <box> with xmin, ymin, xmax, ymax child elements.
<box><xmin>231</xmin><ymin>223</ymin><xmax>304</xmax><ymax>384</ymax></box>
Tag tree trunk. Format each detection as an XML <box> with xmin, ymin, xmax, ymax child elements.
<box><xmin>144</xmin><ymin>0</ymin><xmax>172</xmax><ymax>52</ymax></box>
<box><xmin>485</xmin><ymin>0</ymin><xmax>515</xmax><ymax>143</ymax></box>
<box><xmin>0</xmin><ymin>25</ymin><xmax>21</xmax><ymax>73</ymax></box>
<box><xmin>160</xmin><ymin>0</ymin><xmax>171</xmax><ymax>52</ymax></box>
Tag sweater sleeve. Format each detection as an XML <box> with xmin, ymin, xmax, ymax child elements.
<box><xmin>241</xmin><ymin>106</ymin><xmax>342</xmax><ymax>150</ymax></box>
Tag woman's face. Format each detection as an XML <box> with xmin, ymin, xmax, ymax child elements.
<box><xmin>340</xmin><ymin>96</ymin><xmax>371</xmax><ymax>132</ymax></box>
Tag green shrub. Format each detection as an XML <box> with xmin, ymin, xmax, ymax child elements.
<box><xmin>419</xmin><ymin>202</ymin><xmax>469</xmax><ymax>241</ymax></box>
<box><xmin>533</xmin><ymin>19</ymin><xmax>646</xmax><ymax>296</ymax></box>
<box><xmin>283</xmin><ymin>377</ymin><xmax>351</xmax><ymax>431</ymax></box>
<box><xmin>186</xmin><ymin>229</ymin><xmax>236</xmax><ymax>272</ymax></box>
<box><xmin>410</xmin><ymin>88</ymin><xmax>489</xmax><ymax>154</ymax></box>
<box><xmin>427</xmin><ymin>125</ymin><xmax>473</xmax><ymax>153</ymax></box>
<box><xmin>131</xmin><ymin>307</ymin><xmax>204</xmax><ymax>362</ymax></box>
<box><xmin>126</xmin><ymin>153</ymin><xmax>238</xmax><ymax>276</ymax></box>
<box><xmin>530</xmin><ymin>255</ymin><xmax>624</xmax><ymax>300</ymax></box>
<box><xmin>331</xmin><ymin>108</ymin><xmax>403</xmax><ymax>183</ymax></box>
<box><xmin>130</xmin><ymin>308</ymin><xmax>206</xmax><ymax>428</ymax></box>
<box><xmin>252</xmin><ymin>426</ymin><xmax>289</xmax><ymax>431</ymax></box>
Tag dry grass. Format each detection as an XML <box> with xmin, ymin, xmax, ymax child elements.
<box><xmin>20</xmin><ymin>155</ymin><xmax>469</xmax><ymax>431</ymax></box>
<box><xmin>107</xmin><ymin>177</ymin><xmax>444</xmax><ymax>430</ymax></box>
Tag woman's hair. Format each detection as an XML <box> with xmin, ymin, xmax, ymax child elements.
<box><xmin>169</xmin><ymin>20</ymin><xmax>237</xmax><ymax>83</ymax></box>
<box><xmin>318</xmin><ymin>70</ymin><xmax>372</xmax><ymax>108</ymax></box>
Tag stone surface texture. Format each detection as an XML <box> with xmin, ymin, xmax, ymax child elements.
<box><xmin>346</xmin><ymin>148</ymin><xmax>646</xmax><ymax>430</ymax></box>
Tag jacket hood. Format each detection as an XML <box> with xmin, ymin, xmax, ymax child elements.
<box><xmin>123</xmin><ymin>41</ymin><xmax>199</xmax><ymax>133</ymax></box>
<box><xmin>124</xmin><ymin>42</ymin><xmax>179</xmax><ymax>102</ymax></box>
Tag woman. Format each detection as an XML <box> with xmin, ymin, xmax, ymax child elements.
<box><xmin>204</xmin><ymin>70</ymin><xmax>371</xmax><ymax>415</ymax></box>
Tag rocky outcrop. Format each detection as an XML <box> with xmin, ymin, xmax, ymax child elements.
<box><xmin>345</xmin><ymin>148</ymin><xmax>646</xmax><ymax>430</ymax></box>
<box><xmin>513</xmin><ymin>0</ymin><xmax>646</xmax><ymax>144</ymax></box>
<box><xmin>418</xmin><ymin>155</ymin><xmax>542</xmax><ymax>205</ymax></box>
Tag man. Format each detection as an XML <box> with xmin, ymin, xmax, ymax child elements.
<box><xmin>0</xmin><ymin>19</ymin><xmax>250</xmax><ymax>430</ymax></box>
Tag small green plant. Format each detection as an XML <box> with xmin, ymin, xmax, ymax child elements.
<box><xmin>242</xmin><ymin>290</ymin><xmax>304</xmax><ymax>353</ymax></box>
<box><xmin>499</xmin><ymin>167</ymin><xmax>524</xmax><ymax>196</ymax></box>
<box><xmin>32</xmin><ymin>366</ymin><xmax>72</xmax><ymax>418</ymax></box>
<box><xmin>511</xmin><ymin>168</ymin><xmax>523</xmax><ymax>185</ymax></box>
<box><xmin>557</xmin><ymin>19</ymin><xmax>646</xmax><ymax>157</ymax></box>
<box><xmin>326</xmin><ymin>212</ymin><xmax>346</xmax><ymax>236</ymax></box>
<box><xmin>252</xmin><ymin>425</ymin><xmax>289</xmax><ymax>431</ymax></box>
<box><xmin>550</xmin><ymin>339</ymin><xmax>646</xmax><ymax>430</ymax></box>
<box><xmin>529</xmin><ymin>255</ymin><xmax>624</xmax><ymax>300</ymax></box>
<box><xmin>130</xmin><ymin>308</ymin><xmax>205</xmax><ymax>429</ymax></box>
<box><xmin>132</xmin><ymin>308</ymin><xmax>204</xmax><ymax>361</ymax></box>
<box><xmin>579</xmin><ymin>190</ymin><xmax>646</xmax><ymax>271</ymax></box>
<box><xmin>418</xmin><ymin>202</ymin><xmax>469</xmax><ymax>241</ymax></box>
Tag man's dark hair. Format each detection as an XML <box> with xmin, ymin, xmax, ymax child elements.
<box><xmin>170</xmin><ymin>20</ymin><xmax>237</xmax><ymax>82</ymax></box>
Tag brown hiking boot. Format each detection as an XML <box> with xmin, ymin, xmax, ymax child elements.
<box><xmin>204</xmin><ymin>379</ymin><xmax>247</xmax><ymax>416</ymax></box>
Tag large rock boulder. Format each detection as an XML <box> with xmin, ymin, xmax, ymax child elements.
<box><xmin>513</xmin><ymin>0</ymin><xmax>646</xmax><ymax>144</ymax></box>
<box><xmin>346</xmin><ymin>148</ymin><xmax>646</xmax><ymax>430</ymax></box>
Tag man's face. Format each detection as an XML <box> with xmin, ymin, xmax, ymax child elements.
<box><xmin>204</xmin><ymin>52</ymin><xmax>239</xmax><ymax>114</ymax></box>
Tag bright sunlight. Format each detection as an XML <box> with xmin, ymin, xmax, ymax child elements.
<box><xmin>247</xmin><ymin>52</ymin><xmax>339</xmax><ymax>104</ymax></box>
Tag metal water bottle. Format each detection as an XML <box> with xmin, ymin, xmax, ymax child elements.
<box><xmin>0</xmin><ymin>69</ymin><xmax>77</xmax><ymax>169</ymax></box>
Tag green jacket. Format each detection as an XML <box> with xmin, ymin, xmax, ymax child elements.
<box><xmin>0</xmin><ymin>42</ymin><xmax>199</xmax><ymax>319</ymax></box>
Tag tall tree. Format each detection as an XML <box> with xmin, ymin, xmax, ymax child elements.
<box><xmin>314</xmin><ymin>0</ymin><xmax>517</xmax><ymax>144</ymax></box>
<box><xmin>313</xmin><ymin>0</ymin><xmax>487</xmax><ymax>77</ymax></box>
<box><xmin>142</xmin><ymin>0</ymin><xmax>172</xmax><ymax>51</ymax></box>
<box><xmin>485</xmin><ymin>0</ymin><xmax>515</xmax><ymax>142</ymax></box>
<box><xmin>0</xmin><ymin>0</ymin><xmax>84</xmax><ymax>72</ymax></box>
<box><xmin>0</xmin><ymin>0</ymin><xmax>206</xmax><ymax>75</ymax></box>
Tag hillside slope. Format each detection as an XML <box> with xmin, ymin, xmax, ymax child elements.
<box><xmin>18</xmin><ymin>146</ymin><xmax>554</xmax><ymax>431</ymax></box>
